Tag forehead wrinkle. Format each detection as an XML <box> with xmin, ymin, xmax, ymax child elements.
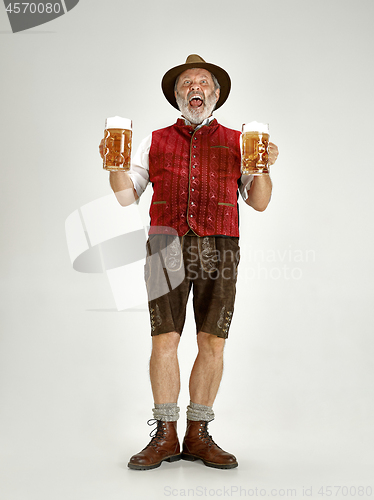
<box><xmin>179</xmin><ymin>69</ymin><xmax>212</xmax><ymax>81</ymax></box>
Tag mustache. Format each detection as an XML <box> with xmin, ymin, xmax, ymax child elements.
<box><xmin>187</xmin><ymin>91</ymin><xmax>205</xmax><ymax>102</ymax></box>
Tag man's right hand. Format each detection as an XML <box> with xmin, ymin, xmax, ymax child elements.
<box><xmin>99</xmin><ymin>137</ymin><xmax>139</xmax><ymax>205</ymax></box>
<box><xmin>99</xmin><ymin>138</ymin><xmax>105</xmax><ymax>160</ymax></box>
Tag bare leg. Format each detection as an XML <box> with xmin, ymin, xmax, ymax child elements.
<box><xmin>149</xmin><ymin>331</ymin><xmax>181</xmax><ymax>404</ymax></box>
<box><xmin>189</xmin><ymin>331</ymin><xmax>225</xmax><ymax>406</ymax></box>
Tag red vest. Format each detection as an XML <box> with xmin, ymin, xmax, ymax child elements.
<box><xmin>148</xmin><ymin>118</ymin><xmax>241</xmax><ymax>237</ymax></box>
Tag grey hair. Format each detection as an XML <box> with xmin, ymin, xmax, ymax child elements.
<box><xmin>174</xmin><ymin>70</ymin><xmax>221</xmax><ymax>92</ymax></box>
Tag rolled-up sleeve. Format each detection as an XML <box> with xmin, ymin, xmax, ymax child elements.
<box><xmin>127</xmin><ymin>134</ymin><xmax>152</xmax><ymax>197</ymax></box>
<box><xmin>239</xmin><ymin>173</ymin><xmax>254</xmax><ymax>201</ymax></box>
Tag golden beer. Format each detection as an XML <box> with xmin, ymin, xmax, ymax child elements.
<box><xmin>241</xmin><ymin>122</ymin><xmax>269</xmax><ymax>175</ymax></box>
<box><xmin>103</xmin><ymin>116</ymin><xmax>132</xmax><ymax>171</ymax></box>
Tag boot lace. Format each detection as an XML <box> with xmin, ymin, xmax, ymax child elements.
<box><xmin>198</xmin><ymin>421</ymin><xmax>219</xmax><ymax>448</ymax></box>
<box><xmin>146</xmin><ymin>418</ymin><xmax>167</xmax><ymax>449</ymax></box>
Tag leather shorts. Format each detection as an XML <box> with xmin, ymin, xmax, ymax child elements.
<box><xmin>144</xmin><ymin>233</ymin><xmax>240</xmax><ymax>338</ymax></box>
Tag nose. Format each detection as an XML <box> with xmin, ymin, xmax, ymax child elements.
<box><xmin>190</xmin><ymin>81</ymin><xmax>200</xmax><ymax>91</ymax></box>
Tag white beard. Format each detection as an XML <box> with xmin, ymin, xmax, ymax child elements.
<box><xmin>175</xmin><ymin>89</ymin><xmax>218</xmax><ymax>125</ymax></box>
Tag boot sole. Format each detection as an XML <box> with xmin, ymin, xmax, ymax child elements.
<box><xmin>128</xmin><ymin>453</ymin><xmax>182</xmax><ymax>470</ymax></box>
<box><xmin>181</xmin><ymin>452</ymin><xmax>238</xmax><ymax>469</ymax></box>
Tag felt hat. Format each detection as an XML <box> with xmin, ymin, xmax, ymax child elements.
<box><xmin>161</xmin><ymin>54</ymin><xmax>231</xmax><ymax>110</ymax></box>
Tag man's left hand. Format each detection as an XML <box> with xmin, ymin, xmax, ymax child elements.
<box><xmin>268</xmin><ymin>142</ymin><xmax>279</xmax><ymax>166</ymax></box>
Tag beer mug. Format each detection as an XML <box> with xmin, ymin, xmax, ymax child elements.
<box><xmin>241</xmin><ymin>122</ymin><xmax>270</xmax><ymax>175</ymax></box>
<box><xmin>103</xmin><ymin>116</ymin><xmax>132</xmax><ymax>171</ymax></box>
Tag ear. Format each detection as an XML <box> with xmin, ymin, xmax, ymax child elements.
<box><xmin>215</xmin><ymin>88</ymin><xmax>220</xmax><ymax>102</ymax></box>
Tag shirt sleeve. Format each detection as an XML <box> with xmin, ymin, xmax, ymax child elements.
<box><xmin>127</xmin><ymin>134</ymin><xmax>152</xmax><ymax>197</ymax></box>
<box><xmin>239</xmin><ymin>173</ymin><xmax>254</xmax><ymax>201</ymax></box>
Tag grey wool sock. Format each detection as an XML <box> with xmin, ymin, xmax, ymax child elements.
<box><xmin>152</xmin><ymin>403</ymin><xmax>180</xmax><ymax>421</ymax></box>
<box><xmin>186</xmin><ymin>401</ymin><xmax>215</xmax><ymax>422</ymax></box>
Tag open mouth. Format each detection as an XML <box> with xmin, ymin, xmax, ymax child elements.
<box><xmin>189</xmin><ymin>94</ymin><xmax>204</xmax><ymax>108</ymax></box>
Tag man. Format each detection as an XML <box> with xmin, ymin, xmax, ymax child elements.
<box><xmin>100</xmin><ymin>55</ymin><xmax>279</xmax><ymax>470</ymax></box>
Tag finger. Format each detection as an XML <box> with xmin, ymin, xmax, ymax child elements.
<box><xmin>99</xmin><ymin>141</ymin><xmax>105</xmax><ymax>159</ymax></box>
<box><xmin>268</xmin><ymin>143</ymin><xmax>279</xmax><ymax>162</ymax></box>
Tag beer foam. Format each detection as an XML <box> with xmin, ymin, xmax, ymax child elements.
<box><xmin>105</xmin><ymin>116</ymin><xmax>132</xmax><ymax>130</ymax></box>
<box><xmin>242</xmin><ymin>121</ymin><xmax>269</xmax><ymax>134</ymax></box>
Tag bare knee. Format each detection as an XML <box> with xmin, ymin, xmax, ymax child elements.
<box><xmin>197</xmin><ymin>331</ymin><xmax>225</xmax><ymax>358</ymax></box>
<box><xmin>152</xmin><ymin>331</ymin><xmax>180</xmax><ymax>358</ymax></box>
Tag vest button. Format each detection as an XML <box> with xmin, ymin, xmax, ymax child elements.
<box><xmin>191</xmin><ymin>188</ymin><xmax>195</xmax><ymax>191</ymax></box>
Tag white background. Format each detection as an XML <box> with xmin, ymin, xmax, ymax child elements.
<box><xmin>0</xmin><ymin>1</ymin><xmax>373</xmax><ymax>499</ymax></box>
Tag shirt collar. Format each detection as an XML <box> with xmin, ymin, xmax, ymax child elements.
<box><xmin>181</xmin><ymin>115</ymin><xmax>215</xmax><ymax>130</ymax></box>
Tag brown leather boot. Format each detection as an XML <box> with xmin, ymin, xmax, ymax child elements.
<box><xmin>182</xmin><ymin>419</ymin><xmax>238</xmax><ymax>469</ymax></box>
<box><xmin>128</xmin><ymin>419</ymin><xmax>181</xmax><ymax>470</ymax></box>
